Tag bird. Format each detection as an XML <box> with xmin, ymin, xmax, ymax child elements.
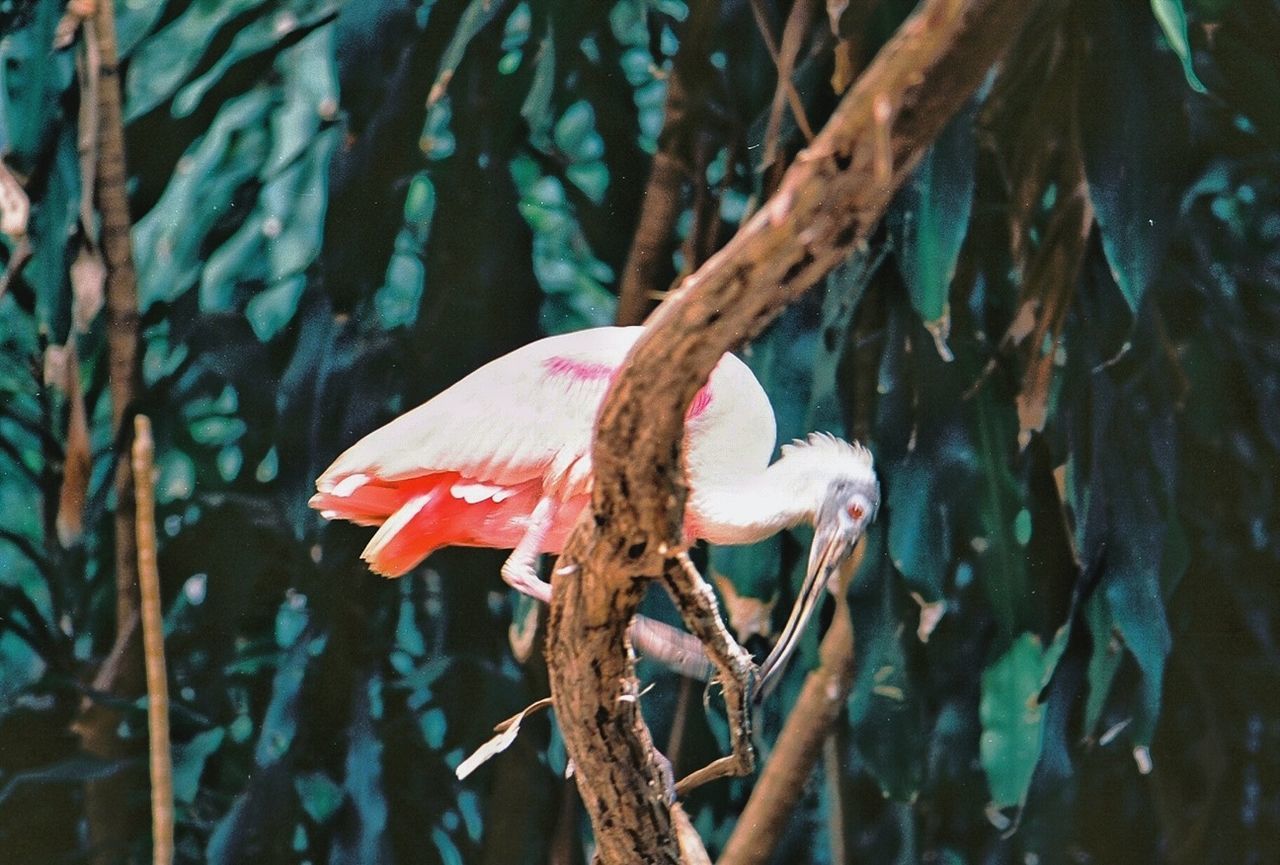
<box><xmin>310</xmin><ymin>325</ymin><xmax>879</xmax><ymax>692</ymax></box>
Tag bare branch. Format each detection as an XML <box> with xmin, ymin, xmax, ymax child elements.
<box><xmin>133</xmin><ymin>416</ymin><xmax>173</xmax><ymax>865</ymax></box>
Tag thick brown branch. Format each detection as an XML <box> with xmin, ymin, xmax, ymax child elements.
<box><xmin>76</xmin><ymin>2</ymin><xmax>146</xmax><ymax>861</ymax></box>
<box><xmin>93</xmin><ymin>0</ymin><xmax>143</xmax><ymax>665</ymax></box>
<box><xmin>547</xmin><ymin>1</ymin><xmax>1037</xmax><ymax>862</ymax></box>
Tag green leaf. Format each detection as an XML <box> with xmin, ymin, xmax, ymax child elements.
<box><xmin>520</xmin><ymin>24</ymin><xmax>556</xmax><ymax>150</ymax></box>
<box><xmin>1103</xmin><ymin>551</ymin><xmax>1172</xmax><ymax>745</ymax></box>
<box><xmin>157</xmin><ymin>450</ymin><xmax>196</xmax><ymax>503</ymax></box>
<box><xmin>806</xmin><ymin>247</ymin><xmax>885</xmax><ymax>432</ymax></box>
<box><xmin>332</xmin><ymin>677</ymin><xmax>389</xmax><ymax>863</ymax></box>
<box><xmin>172</xmin><ymin>728</ymin><xmax>226</xmax><ymax>804</ymax></box>
<box><xmin>554</xmin><ymin>100</ymin><xmax>604</xmax><ymax>162</ymax></box>
<box><xmin>965</xmin><ymin>385</ymin><xmax>1030</xmax><ymax>636</ymax></box>
<box><xmin>247</xmin><ymin>275</ymin><xmax>307</xmax><ymax>342</ymax></box>
<box><xmin>1083</xmin><ymin>593</ymin><xmax>1122</xmax><ymax>735</ymax></box>
<box><xmin>888</xmin><ymin>455</ymin><xmax>951</xmax><ymax>601</ymax></box>
<box><xmin>116</xmin><ymin>0</ymin><xmax>171</xmax><ymax>59</ymax></box>
<box><xmin>889</xmin><ymin>103</ymin><xmax>976</xmax><ymax>358</ymax></box>
<box><xmin>848</xmin><ymin>547</ymin><xmax>925</xmax><ymax>801</ymax></box>
<box><xmin>134</xmin><ymin>91</ymin><xmax>274</xmax><ymax>310</ymax></box>
<box><xmin>566</xmin><ymin>161</ymin><xmax>609</xmax><ymax>205</ymax></box>
<box><xmin>295</xmin><ymin>772</ymin><xmax>344</xmax><ymax>823</ymax></box>
<box><xmin>1</xmin><ymin>7</ymin><xmax>76</xmax><ymax>164</ymax></box>
<box><xmin>403</xmin><ymin>172</ymin><xmax>438</xmax><ymax>244</ymax></box>
<box><xmin>375</xmin><ymin>247</ymin><xmax>426</xmax><ymax>330</ymax></box>
<box><xmin>427</xmin><ymin>0</ymin><xmax>506</xmax><ymax>113</ymax></box>
<box><xmin>253</xmin><ymin>631</ymin><xmax>317</xmax><ymax>768</ymax></box>
<box><xmin>189</xmin><ymin>416</ymin><xmax>246</xmax><ymax>445</ymax></box>
<box><xmin>1080</xmin><ymin>0</ymin><xmax>1193</xmax><ymax>311</ymax></box>
<box><xmin>1150</xmin><ymin>0</ymin><xmax>1208</xmax><ymax>93</ymax></box>
<box><xmin>979</xmin><ymin>629</ymin><xmax>1068</xmax><ymax>809</ymax></box>
<box><xmin>125</xmin><ymin>0</ymin><xmax>272</xmax><ymax>121</ymax></box>
<box><xmin>432</xmin><ymin>827</ymin><xmax>465</xmax><ymax>865</ymax></box>
<box><xmin>172</xmin><ymin>3</ymin><xmax>341</xmax><ymax>119</ymax></box>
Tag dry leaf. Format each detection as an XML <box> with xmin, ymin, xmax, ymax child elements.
<box><xmin>910</xmin><ymin>591</ymin><xmax>947</xmax><ymax>643</ymax></box>
<box><xmin>831</xmin><ymin>39</ymin><xmax>858</xmax><ymax>94</ymax></box>
<box><xmin>71</xmin><ymin>245</ymin><xmax>106</xmax><ymax>332</ymax></box>
<box><xmin>713</xmin><ymin>572</ymin><xmax>776</xmax><ymax>643</ymax></box>
<box><xmin>53</xmin><ymin>0</ymin><xmax>96</xmax><ymax>49</ymax></box>
<box><xmin>53</xmin><ymin>341</ymin><xmax>91</xmax><ymax>546</ymax></box>
<box><xmin>0</xmin><ymin>161</ymin><xmax>30</xmax><ymax>237</ymax></box>
<box><xmin>455</xmin><ymin>697</ymin><xmax>553</xmax><ymax>780</ymax></box>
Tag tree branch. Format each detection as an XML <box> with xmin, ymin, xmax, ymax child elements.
<box><xmin>546</xmin><ymin>0</ymin><xmax>1038</xmax><ymax>862</ymax></box>
<box><xmin>76</xmin><ymin>2</ymin><xmax>147</xmax><ymax>860</ymax></box>
<box><xmin>133</xmin><ymin>416</ymin><xmax>173</xmax><ymax>865</ymax></box>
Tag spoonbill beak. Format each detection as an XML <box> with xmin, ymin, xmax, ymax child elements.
<box><xmin>756</xmin><ymin>483</ymin><xmax>876</xmax><ymax>699</ymax></box>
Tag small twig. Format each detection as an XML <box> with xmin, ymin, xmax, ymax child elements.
<box><xmin>132</xmin><ymin>416</ymin><xmax>172</xmax><ymax>865</ymax></box>
<box><xmin>493</xmin><ymin>696</ymin><xmax>554</xmax><ymax>734</ymax></box>
<box><xmin>749</xmin><ymin>0</ymin><xmax>818</xmax><ymax>161</ymax></box>
<box><xmin>662</xmin><ymin>553</ymin><xmax>756</xmax><ymax>795</ymax></box>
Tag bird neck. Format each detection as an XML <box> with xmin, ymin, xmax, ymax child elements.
<box><xmin>687</xmin><ymin>454</ymin><xmax>819</xmax><ymax>546</ymax></box>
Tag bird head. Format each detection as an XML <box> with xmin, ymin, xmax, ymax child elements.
<box><xmin>757</xmin><ymin>436</ymin><xmax>879</xmax><ymax>698</ymax></box>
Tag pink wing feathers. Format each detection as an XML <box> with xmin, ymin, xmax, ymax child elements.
<box><xmin>312</xmin><ymin>327</ymin><xmax>647</xmax><ymax>576</ymax></box>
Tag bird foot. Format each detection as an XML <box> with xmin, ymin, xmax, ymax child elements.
<box><xmin>660</xmin><ymin>552</ymin><xmax>758</xmax><ymax>793</ymax></box>
<box><xmin>500</xmin><ymin>554</ymin><xmax>551</xmax><ymax>604</ymax></box>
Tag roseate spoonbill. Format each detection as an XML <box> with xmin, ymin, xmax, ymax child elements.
<box><xmin>310</xmin><ymin>325</ymin><xmax>878</xmax><ymax>691</ymax></box>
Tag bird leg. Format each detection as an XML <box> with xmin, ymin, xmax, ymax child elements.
<box><xmin>660</xmin><ymin>552</ymin><xmax>757</xmax><ymax>795</ymax></box>
<box><xmin>502</xmin><ymin>498</ymin><xmax>720</xmax><ymax>683</ymax></box>
<box><xmin>500</xmin><ymin>496</ymin><xmax>556</xmax><ymax>603</ymax></box>
<box><xmin>629</xmin><ymin>618</ymin><xmax>714</xmax><ymax>681</ymax></box>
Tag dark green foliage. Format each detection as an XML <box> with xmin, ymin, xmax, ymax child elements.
<box><xmin>2</xmin><ymin>1</ymin><xmax>1279</xmax><ymax>864</ymax></box>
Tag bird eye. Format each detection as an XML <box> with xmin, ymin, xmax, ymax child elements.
<box><xmin>847</xmin><ymin>502</ymin><xmax>865</xmax><ymax>521</ymax></box>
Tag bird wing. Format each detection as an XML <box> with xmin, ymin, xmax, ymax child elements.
<box><xmin>317</xmin><ymin>327</ymin><xmax>644</xmax><ymax>499</ymax></box>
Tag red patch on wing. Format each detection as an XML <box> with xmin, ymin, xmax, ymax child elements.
<box><xmin>686</xmin><ymin>385</ymin><xmax>712</xmax><ymax>419</ymax></box>
<box><xmin>543</xmin><ymin>356</ymin><xmax>616</xmax><ymax>381</ymax></box>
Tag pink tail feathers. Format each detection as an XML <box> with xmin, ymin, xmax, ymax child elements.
<box><xmin>311</xmin><ymin>473</ymin><xmax>455</xmax><ymax>577</ymax></box>
<box><xmin>358</xmin><ymin>492</ymin><xmax>444</xmax><ymax>577</ymax></box>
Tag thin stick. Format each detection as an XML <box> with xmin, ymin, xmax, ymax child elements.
<box><xmin>132</xmin><ymin>415</ymin><xmax>173</xmax><ymax>865</ymax></box>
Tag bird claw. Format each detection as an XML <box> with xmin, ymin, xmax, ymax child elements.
<box><xmin>500</xmin><ymin>555</ymin><xmax>551</xmax><ymax>604</ymax></box>
<box><xmin>659</xmin><ymin>553</ymin><xmax>758</xmax><ymax>794</ymax></box>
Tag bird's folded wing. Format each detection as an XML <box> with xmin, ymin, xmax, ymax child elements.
<box><xmin>318</xmin><ymin>328</ymin><xmax>643</xmax><ymax>498</ymax></box>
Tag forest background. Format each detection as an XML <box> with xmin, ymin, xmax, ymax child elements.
<box><xmin>1</xmin><ymin>0</ymin><xmax>1278</xmax><ymax>863</ymax></box>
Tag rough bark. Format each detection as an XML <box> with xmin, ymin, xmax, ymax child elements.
<box><xmin>74</xmin><ymin>3</ymin><xmax>147</xmax><ymax>861</ymax></box>
<box><xmin>545</xmin><ymin>0</ymin><xmax>1038</xmax><ymax>862</ymax></box>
